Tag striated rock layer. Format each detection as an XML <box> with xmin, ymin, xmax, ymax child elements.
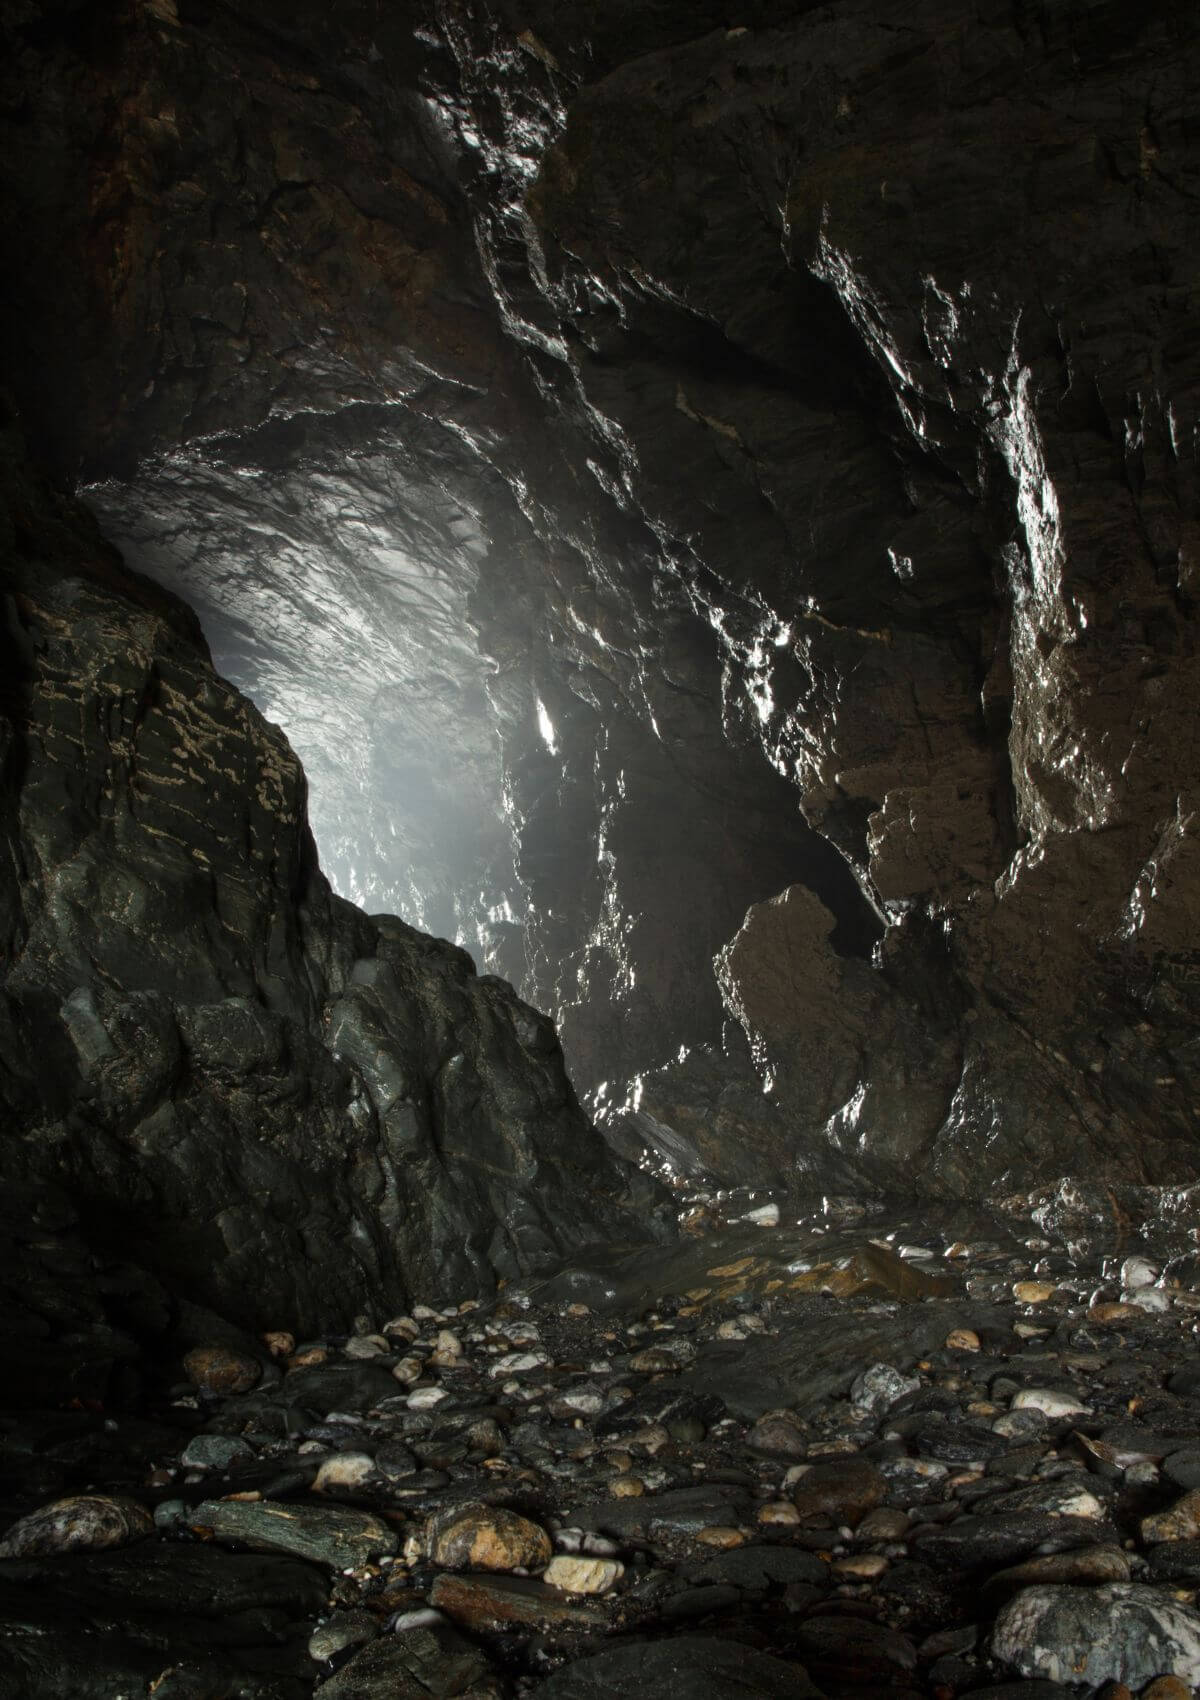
<box><xmin>2</xmin><ymin>1</ymin><xmax>1199</xmax><ymax>1207</ymax></box>
<box><xmin>0</xmin><ymin>410</ymin><xmax>651</xmax><ymax>1390</ymax></box>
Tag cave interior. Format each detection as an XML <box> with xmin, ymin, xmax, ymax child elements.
<box><xmin>2</xmin><ymin>1</ymin><xmax>1200</xmax><ymax>1695</ymax></box>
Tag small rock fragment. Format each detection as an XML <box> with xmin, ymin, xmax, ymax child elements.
<box><xmin>850</xmin><ymin>1362</ymin><xmax>920</xmax><ymax>1417</ymax></box>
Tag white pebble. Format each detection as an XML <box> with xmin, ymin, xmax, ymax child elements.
<box><xmin>1011</xmin><ymin>1387</ymin><xmax>1091</xmax><ymax>1419</ymax></box>
<box><xmin>406</xmin><ymin>1386</ymin><xmax>449</xmax><ymax>1410</ymax></box>
<box><xmin>390</xmin><ymin>1608</ymin><xmax>445</xmax><ymax>1632</ymax></box>
<box><xmin>312</xmin><ymin>1453</ymin><xmax>374</xmax><ymax>1493</ymax></box>
<box><xmin>1119</xmin><ymin>1255</ymin><xmax>1159</xmax><ymax>1290</ymax></box>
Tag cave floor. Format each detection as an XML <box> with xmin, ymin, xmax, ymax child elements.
<box><xmin>5</xmin><ymin>1199</ymin><xmax>1200</xmax><ymax>1699</ymax></box>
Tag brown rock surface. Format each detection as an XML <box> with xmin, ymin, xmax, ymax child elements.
<box><xmin>426</xmin><ymin>1503</ymin><xmax>553</xmax><ymax>1573</ymax></box>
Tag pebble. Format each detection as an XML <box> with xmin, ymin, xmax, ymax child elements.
<box><xmin>180</xmin><ymin>1433</ymin><xmax>254</xmax><ymax>1471</ymax></box>
<box><xmin>488</xmin><ymin>1351</ymin><xmax>547</xmax><ymax>1377</ymax></box>
<box><xmin>758</xmin><ymin>1501</ymin><xmax>801</xmax><ymax>1526</ymax></box>
<box><xmin>947</xmin><ymin>1328</ymin><xmax>982</xmax><ymax>1351</ymax></box>
<box><xmin>1011</xmin><ymin>1387</ymin><xmax>1091</xmax><ymax>1419</ymax></box>
<box><xmin>182</xmin><ymin>1344</ymin><xmax>261</xmax><ymax>1395</ymax></box>
<box><xmin>0</xmin><ymin>1494</ymin><xmax>153</xmax><ymax>1557</ymax></box>
<box><xmin>610</xmin><ymin>1475</ymin><xmax>645</xmax><ymax>1497</ymax></box>
<box><xmin>426</xmin><ymin>1502</ymin><xmax>552</xmax><ymax>1571</ymax></box>
<box><xmin>1142</xmin><ymin>1490</ymin><xmax>1200</xmax><ymax>1544</ymax></box>
<box><xmin>1088</xmin><ymin>1302</ymin><xmax>1145</xmax><ymax>1325</ymax></box>
<box><xmin>308</xmin><ymin>1608</ymin><xmax>379</xmax><ymax>1662</ymax></box>
<box><xmin>313</xmin><ymin>1452</ymin><xmax>375</xmax><ymax>1493</ymax></box>
<box><xmin>746</xmin><ymin>1411</ymin><xmax>807</xmax><ymax>1457</ymax></box>
<box><xmin>344</xmin><ymin>1334</ymin><xmax>390</xmax><ymax>1359</ymax></box>
<box><xmin>833</xmin><ymin>1552</ymin><xmax>889</xmax><ymax>1579</ymax></box>
<box><xmin>1013</xmin><ymin>1282</ymin><xmax>1057</xmax><ymax>1304</ymax></box>
<box><xmin>694</xmin><ymin>1526</ymin><xmax>745</xmax><ymax>1548</ymax></box>
<box><xmin>1120</xmin><ymin>1257</ymin><xmax>1159</xmax><ymax>1290</ymax></box>
<box><xmin>407</xmin><ymin>1386</ymin><xmax>449</xmax><ymax>1409</ymax></box>
<box><xmin>791</xmin><ymin>1454</ymin><xmax>886</xmax><ymax>1527</ymax></box>
<box><xmin>850</xmin><ymin>1361</ymin><xmax>921</xmax><ymax>1417</ymax></box>
<box><xmin>543</xmin><ymin>1555</ymin><xmax>623</xmax><ymax>1594</ymax></box>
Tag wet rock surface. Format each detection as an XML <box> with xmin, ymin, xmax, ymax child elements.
<box><xmin>2</xmin><ymin>1210</ymin><xmax>1200</xmax><ymax>1695</ymax></box>
<box><xmin>1</xmin><ymin>0</ymin><xmax>1196</xmax><ymax>1203</ymax></box>
<box><xmin>0</xmin><ymin>417</ymin><xmax>659</xmax><ymax>1388</ymax></box>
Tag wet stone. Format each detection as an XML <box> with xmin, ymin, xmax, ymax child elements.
<box><xmin>0</xmin><ymin>1494</ymin><xmax>152</xmax><ymax>1557</ymax></box>
<box><xmin>850</xmin><ymin>1361</ymin><xmax>921</xmax><ymax>1417</ymax></box>
<box><xmin>317</xmin><ymin>1625</ymin><xmax>497</xmax><ymax>1699</ymax></box>
<box><xmin>309</xmin><ymin>1608</ymin><xmax>380</xmax><ymax>1662</ymax></box>
<box><xmin>983</xmin><ymin>1544</ymin><xmax>1132</xmax><ymax>1593</ymax></box>
<box><xmin>913</xmin><ymin>1513</ymin><xmax>1117</xmax><ymax>1574</ymax></box>
<box><xmin>791</xmin><ymin>1453</ymin><xmax>886</xmax><ymax>1527</ymax></box>
<box><xmin>1142</xmin><ymin>1489</ymin><xmax>1200</xmax><ymax>1544</ymax></box>
<box><xmin>430</xmin><ymin>1571</ymin><xmax>606</xmax><ymax>1633</ymax></box>
<box><xmin>746</xmin><ymin>1410</ymin><xmax>807</xmax><ymax>1457</ymax></box>
<box><xmin>992</xmin><ymin>1583</ymin><xmax>1200</xmax><ymax>1689</ymax></box>
<box><xmin>426</xmin><ymin>1502</ymin><xmax>552</xmax><ymax>1572</ymax></box>
<box><xmin>180</xmin><ymin>1433</ymin><xmax>255</xmax><ymax>1471</ymax></box>
<box><xmin>571</xmin><ymin>1482</ymin><xmax>750</xmax><ymax>1538</ymax></box>
<box><xmin>1155</xmin><ymin>1455</ymin><xmax>1200</xmax><ymax>1496</ymax></box>
<box><xmin>189</xmin><ymin>1497</ymin><xmax>398</xmax><ymax>1567</ymax></box>
<box><xmin>282</xmin><ymin>1362</ymin><xmax>399</xmax><ymax>1413</ymax></box>
<box><xmin>662</xmin><ymin>1581</ymin><xmax>741</xmax><ymax>1620</ymax></box>
<box><xmin>542</xmin><ymin>1555</ymin><xmax>623</xmax><ymax>1594</ymax></box>
<box><xmin>531</xmin><ymin>1635</ymin><xmax>823</xmax><ymax>1698</ymax></box>
<box><xmin>183</xmin><ymin>1344</ymin><xmax>261</xmax><ymax>1395</ymax></box>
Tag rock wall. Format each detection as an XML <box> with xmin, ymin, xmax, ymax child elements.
<box><xmin>0</xmin><ymin>409</ymin><xmax>650</xmax><ymax>1385</ymax></box>
<box><xmin>3</xmin><ymin>0</ymin><xmax>1199</xmax><ymax>1211</ymax></box>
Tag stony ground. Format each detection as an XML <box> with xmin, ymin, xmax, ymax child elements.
<box><xmin>7</xmin><ymin>1202</ymin><xmax>1200</xmax><ymax>1699</ymax></box>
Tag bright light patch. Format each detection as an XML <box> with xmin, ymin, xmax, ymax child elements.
<box><xmin>535</xmin><ymin>696</ymin><xmax>558</xmax><ymax>754</ymax></box>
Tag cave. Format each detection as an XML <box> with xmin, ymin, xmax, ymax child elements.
<box><xmin>2</xmin><ymin>1</ymin><xmax>1200</xmax><ymax>1694</ymax></box>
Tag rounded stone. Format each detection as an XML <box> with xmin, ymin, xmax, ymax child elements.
<box><xmin>313</xmin><ymin>1452</ymin><xmax>375</xmax><ymax>1493</ymax></box>
<box><xmin>426</xmin><ymin>1502</ymin><xmax>552</xmax><ymax>1572</ymax></box>
<box><xmin>543</xmin><ymin>1555</ymin><xmax>623</xmax><ymax>1595</ymax></box>
<box><xmin>180</xmin><ymin>1433</ymin><xmax>255</xmax><ymax>1471</ymax></box>
<box><xmin>992</xmin><ymin>1584</ymin><xmax>1200</xmax><ymax>1689</ymax></box>
<box><xmin>0</xmin><ymin>1494</ymin><xmax>153</xmax><ymax>1557</ymax></box>
<box><xmin>183</xmin><ymin>1344</ymin><xmax>261</xmax><ymax>1395</ymax></box>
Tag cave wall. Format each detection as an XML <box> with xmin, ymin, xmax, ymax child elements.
<box><xmin>0</xmin><ymin>406</ymin><xmax>650</xmax><ymax>1360</ymax></box>
<box><xmin>3</xmin><ymin>0</ymin><xmax>1199</xmax><ymax>1210</ymax></box>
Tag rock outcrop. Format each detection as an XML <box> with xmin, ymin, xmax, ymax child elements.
<box><xmin>2</xmin><ymin>0</ymin><xmax>1199</xmax><ymax>1213</ymax></box>
<box><xmin>0</xmin><ymin>410</ymin><xmax>650</xmax><ymax>1396</ymax></box>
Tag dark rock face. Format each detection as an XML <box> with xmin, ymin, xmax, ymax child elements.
<box><xmin>0</xmin><ymin>416</ymin><xmax>649</xmax><ymax>1371</ymax></box>
<box><xmin>3</xmin><ymin>0</ymin><xmax>1200</xmax><ymax>1213</ymax></box>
